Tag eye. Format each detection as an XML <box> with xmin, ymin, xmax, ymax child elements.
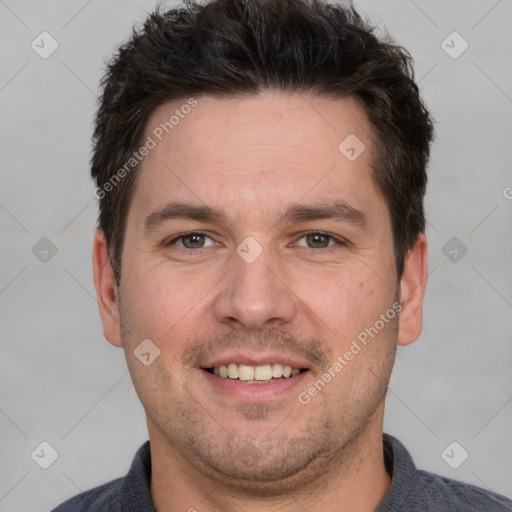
<box><xmin>167</xmin><ymin>232</ymin><xmax>215</xmax><ymax>249</ymax></box>
<box><xmin>295</xmin><ymin>232</ymin><xmax>344</xmax><ymax>249</ymax></box>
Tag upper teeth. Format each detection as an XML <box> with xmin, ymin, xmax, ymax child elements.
<box><xmin>212</xmin><ymin>363</ymin><xmax>301</xmax><ymax>380</ymax></box>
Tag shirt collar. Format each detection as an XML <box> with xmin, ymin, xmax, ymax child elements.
<box><xmin>376</xmin><ymin>434</ymin><xmax>418</xmax><ymax>511</ymax></box>
<box><xmin>121</xmin><ymin>441</ymin><xmax>156</xmax><ymax>511</ymax></box>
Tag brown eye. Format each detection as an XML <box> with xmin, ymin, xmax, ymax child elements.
<box><xmin>181</xmin><ymin>234</ymin><xmax>206</xmax><ymax>248</ymax></box>
<box><xmin>305</xmin><ymin>233</ymin><xmax>332</xmax><ymax>248</ymax></box>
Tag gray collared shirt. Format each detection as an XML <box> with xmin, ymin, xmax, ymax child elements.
<box><xmin>51</xmin><ymin>434</ymin><xmax>512</xmax><ymax>511</ymax></box>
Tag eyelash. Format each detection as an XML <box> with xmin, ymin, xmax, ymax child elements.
<box><xmin>166</xmin><ymin>231</ymin><xmax>347</xmax><ymax>252</ymax></box>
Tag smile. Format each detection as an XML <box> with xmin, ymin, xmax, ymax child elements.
<box><xmin>205</xmin><ymin>363</ymin><xmax>305</xmax><ymax>382</ymax></box>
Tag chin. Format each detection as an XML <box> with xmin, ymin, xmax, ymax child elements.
<box><xmin>191</xmin><ymin>438</ymin><xmax>332</xmax><ymax>496</ymax></box>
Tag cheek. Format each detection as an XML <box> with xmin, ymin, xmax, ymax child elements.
<box><xmin>119</xmin><ymin>261</ymin><xmax>216</xmax><ymax>350</ymax></box>
<box><xmin>291</xmin><ymin>263</ymin><xmax>392</xmax><ymax>344</ymax></box>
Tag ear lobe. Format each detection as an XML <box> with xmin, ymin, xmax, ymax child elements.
<box><xmin>92</xmin><ymin>230</ymin><xmax>123</xmax><ymax>347</ymax></box>
<box><xmin>397</xmin><ymin>234</ymin><xmax>428</xmax><ymax>347</ymax></box>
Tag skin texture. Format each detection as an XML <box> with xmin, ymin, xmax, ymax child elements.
<box><xmin>93</xmin><ymin>91</ymin><xmax>428</xmax><ymax>511</ymax></box>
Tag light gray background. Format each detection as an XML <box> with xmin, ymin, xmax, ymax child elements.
<box><xmin>1</xmin><ymin>0</ymin><xmax>511</xmax><ymax>510</ymax></box>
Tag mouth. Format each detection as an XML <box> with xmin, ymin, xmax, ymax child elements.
<box><xmin>204</xmin><ymin>363</ymin><xmax>307</xmax><ymax>383</ymax></box>
<box><xmin>199</xmin><ymin>358</ymin><xmax>311</xmax><ymax>401</ymax></box>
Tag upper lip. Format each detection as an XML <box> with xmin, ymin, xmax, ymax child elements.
<box><xmin>201</xmin><ymin>352</ymin><xmax>312</xmax><ymax>370</ymax></box>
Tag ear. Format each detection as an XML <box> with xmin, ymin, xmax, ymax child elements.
<box><xmin>92</xmin><ymin>230</ymin><xmax>123</xmax><ymax>347</ymax></box>
<box><xmin>397</xmin><ymin>233</ymin><xmax>428</xmax><ymax>346</ymax></box>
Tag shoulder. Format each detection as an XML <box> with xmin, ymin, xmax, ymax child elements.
<box><xmin>50</xmin><ymin>478</ymin><xmax>123</xmax><ymax>512</ymax></box>
<box><xmin>381</xmin><ymin>435</ymin><xmax>512</xmax><ymax>512</ymax></box>
<box><xmin>414</xmin><ymin>470</ymin><xmax>512</xmax><ymax>511</ymax></box>
<box><xmin>50</xmin><ymin>441</ymin><xmax>153</xmax><ymax>512</ymax></box>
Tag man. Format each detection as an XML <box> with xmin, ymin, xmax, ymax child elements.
<box><xmin>52</xmin><ymin>0</ymin><xmax>512</xmax><ymax>510</ymax></box>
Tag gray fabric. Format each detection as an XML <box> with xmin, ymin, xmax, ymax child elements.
<box><xmin>51</xmin><ymin>434</ymin><xmax>512</xmax><ymax>511</ymax></box>
<box><xmin>376</xmin><ymin>435</ymin><xmax>512</xmax><ymax>511</ymax></box>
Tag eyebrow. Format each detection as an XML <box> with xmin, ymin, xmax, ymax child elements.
<box><xmin>282</xmin><ymin>201</ymin><xmax>367</xmax><ymax>229</ymax></box>
<box><xmin>144</xmin><ymin>203</ymin><xmax>227</xmax><ymax>233</ymax></box>
<box><xmin>143</xmin><ymin>200</ymin><xmax>368</xmax><ymax>234</ymax></box>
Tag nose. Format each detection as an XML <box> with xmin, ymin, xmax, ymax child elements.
<box><xmin>212</xmin><ymin>245</ymin><xmax>297</xmax><ymax>331</ymax></box>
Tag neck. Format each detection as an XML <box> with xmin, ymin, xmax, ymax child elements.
<box><xmin>149</xmin><ymin>410</ymin><xmax>391</xmax><ymax>512</ymax></box>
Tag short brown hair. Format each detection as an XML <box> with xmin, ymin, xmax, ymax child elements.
<box><xmin>92</xmin><ymin>0</ymin><xmax>434</xmax><ymax>283</ymax></box>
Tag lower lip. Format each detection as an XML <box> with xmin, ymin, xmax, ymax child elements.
<box><xmin>200</xmin><ymin>369</ymin><xmax>310</xmax><ymax>401</ymax></box>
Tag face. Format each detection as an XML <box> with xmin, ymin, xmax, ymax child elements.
<box><xmin>94</xmin><ymin>91</ymin><xmax>427</xmax><ymax>491</ymax></box>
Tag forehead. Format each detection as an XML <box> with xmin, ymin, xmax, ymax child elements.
<box><xmin>130</xmin><ymin>92</ymin><xmax>386</xmax><ymax>228</ymax></box>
